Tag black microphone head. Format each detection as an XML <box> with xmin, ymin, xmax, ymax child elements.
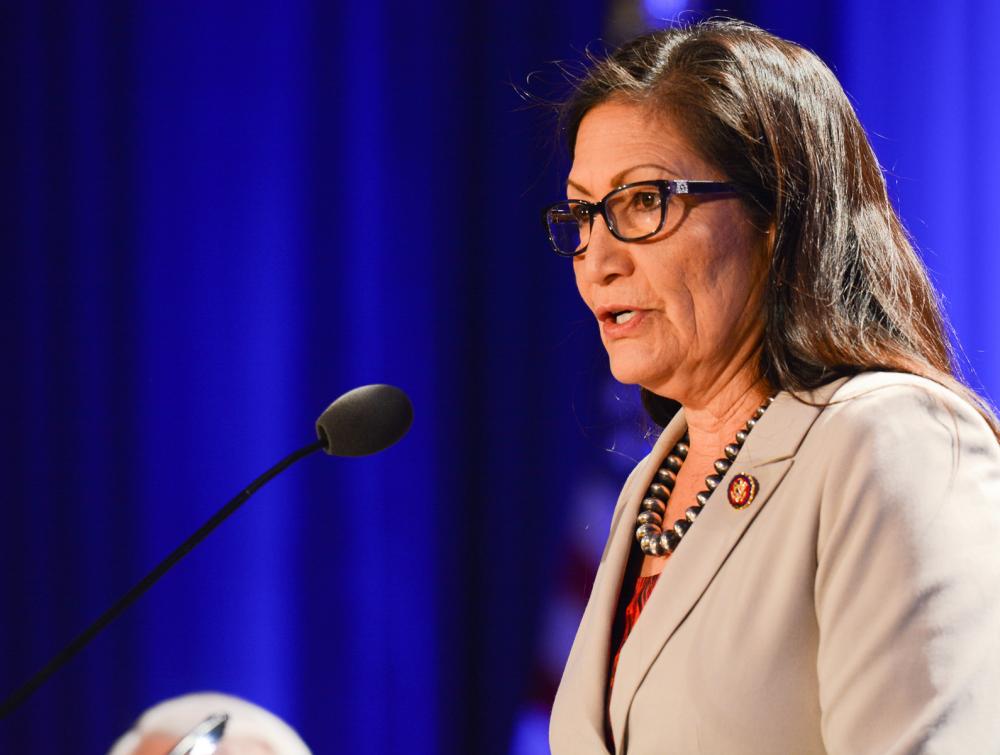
<box><xmin>315</xmin><ymin>384</ymin><xmax>413</xmax><ymax>457</ymax></box>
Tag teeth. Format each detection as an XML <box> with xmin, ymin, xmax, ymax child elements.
<box><xmin>614</xmin><ymin>311</ymin><xmax>636</xmax><ymax>325</ymax></box>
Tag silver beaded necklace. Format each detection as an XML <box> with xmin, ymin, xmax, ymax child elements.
<box><xmin>635</xmin><ymin>396</ymin><xmax>775</xmax><ymax>557</ymax></box>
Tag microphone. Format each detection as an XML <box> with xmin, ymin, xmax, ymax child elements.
<box><xmin>0</xmin><ymin>384</ymin><xmax>413</xmax><ymax>720</ymax></box>
<box><xmin>316</xmin><ymin>384</ymin><xmax>413</xmax><ymax>456</ymax></box>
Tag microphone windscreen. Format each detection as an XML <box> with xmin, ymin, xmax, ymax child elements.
<box><xmin>315</xmin><ymin>384</ymin><xmax>413</xmax><ymax>457</ymax></box>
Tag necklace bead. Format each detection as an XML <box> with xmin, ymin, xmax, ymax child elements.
<box><xmin>636</xmin><ymin>523</ymin><xmax>660</xmax><ymax>543</ymax></box>
<box><xmin>642</xmin><ymin>497</ymin><xmax>666</xmax><ymax>516</ymax></box>
<box><xmin>655</xmin><ymin>468</ymin><xmax>677</xmax><ymax>488</ymax></box>
<box><xmin>634</xmin><ymin>397</ymin><xmax>775</xmax><ymax>558</ymax></box>
<box><xmin>636</xmin><ymin>509</ymin><xmax>662</xmax><ymax>526</ymax></box>
<box><xmin>659</xmin><ymin>530</ymin><xmax>680</xmax><ymax>553</ymax></box>
<box><xmin>649</xmin><ymin>482</ymin><xmax>671</xmax><ymax>501</ymax></box>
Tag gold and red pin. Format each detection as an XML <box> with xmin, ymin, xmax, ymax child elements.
<box><xmin>727</xmin><ymin>473</ymin><xmax>758</xmax><ymax>510</ymax></box>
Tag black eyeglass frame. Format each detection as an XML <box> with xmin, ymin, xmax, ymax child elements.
<box><xmin>542</xmin><ymin>179</ymin><xmax>737</xmax><ymax>257</ymax></box>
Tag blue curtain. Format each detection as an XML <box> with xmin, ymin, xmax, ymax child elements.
<box><xmin>2</xmin><ymin>2</ymin><xmax>997</xmax><ymax>754</ymax></box>
<box><xmin>0</xmin><ymin>3</ymin><xmax>607</xmax><ymax>753</ymax></box>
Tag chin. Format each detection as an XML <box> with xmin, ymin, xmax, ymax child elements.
<box><xmin>605</xmin><ymin>335</ymin><xmax>678</xmax><ymax>388</ymax></box>
<box><xmin>607</xmin><ymin>352</ymin><xmax>679</xmax><ymax>397</ymax></box>
<box><xmin>608</xmin><ymin>361</ymin><xmax>663</xmax><ymax>392</ymax></box>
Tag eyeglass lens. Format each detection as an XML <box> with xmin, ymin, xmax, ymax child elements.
<box><xmin>546</xmin><ymin>184</ymin><xmax>665</xmax><ymax>255</ymax></box>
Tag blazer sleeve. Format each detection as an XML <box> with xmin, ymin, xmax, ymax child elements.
<box><xmin>813</xmin><ymin>381</ymin><xmax>1000</xmax><ymax>754</ymax></box>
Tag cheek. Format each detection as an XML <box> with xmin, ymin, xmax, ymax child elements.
<box><xmin>704</xmin><ymin>208</ymin><xmax>762</xmax><ymax>278</ymax></box>
<box><xmin>661</xmin><ymin>221</ymin><xmax>763</xmax><ymax>333</ymax></box>
<box><xmin>711</xmin><ymin>226</ymin><xmax>766</xmax><ymax>314</ymax></box>
<box><xmin>650</xmin><ymin>266</ymin><xmax>697</xmax><ymax>326</ymax></box>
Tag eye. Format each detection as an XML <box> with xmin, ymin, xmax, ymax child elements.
<box><xmin>630</xmin><ymin>190</ymin><xmax>662</xmax><ymax>211</ymax></box>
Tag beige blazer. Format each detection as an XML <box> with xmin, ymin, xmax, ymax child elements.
<box><xmin>550</xmin><ymin>372</ymin><xmax>1000</xmax><ymax>754</ymax></box>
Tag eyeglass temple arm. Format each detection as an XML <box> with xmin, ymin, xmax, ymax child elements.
<box><xmin>672</xmin><ymin>180</ymin><xmax>736</xmax><ymax>195</ymax></box>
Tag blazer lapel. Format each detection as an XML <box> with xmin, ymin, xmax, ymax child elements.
<box><xmin>608</xmin><ymin>380</ymin><xmax>848</xmax><ymax>749</ymax></box>
<box><xmin>556</xmin><ymin>411</ymin><xmax>689</xmax><ymax>752</ymax></box>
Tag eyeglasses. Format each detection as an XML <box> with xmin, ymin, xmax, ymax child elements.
<box><xmin>542</xmin><ymin>179</ymin><xmax>736</xmax><ymax>257</ymax></box>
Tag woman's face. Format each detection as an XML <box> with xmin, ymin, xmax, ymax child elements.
<box><xmin>569</xmin><ymin>100</ymin><xmax>767</xmax><ymax>405</ymax></box>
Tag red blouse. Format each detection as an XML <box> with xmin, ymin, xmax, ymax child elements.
<box><xmin>608</xmin><ymin>571</ymin><xmax>661</xmax><ymax>691</ymax></box>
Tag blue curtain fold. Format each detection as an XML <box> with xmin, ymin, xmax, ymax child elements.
<box><xmin>2</xmin><ymin>2</ymin><xmax>996</xmax><ymax>754</ymax></box>
<box><xmin>0</xmin><ymin>2</ymin><xmax>605</xmax><ymax>753</ymax></box>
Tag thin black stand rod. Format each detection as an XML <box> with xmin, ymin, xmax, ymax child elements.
<box><xmin>0</xmin><ymin>438</ymin><xmax>326</xmax><ymax>720</ymax></box>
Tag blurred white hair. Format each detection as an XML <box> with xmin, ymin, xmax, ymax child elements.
<box><xmin>107</xmin><ymin>692</ymin><xmax>311</xmax><ymax>755</ymax></box>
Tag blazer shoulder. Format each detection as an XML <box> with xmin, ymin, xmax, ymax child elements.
<box><xmin>812</xmin><ymin>370</ymin><xmax>997</xmax><ymax>447</ymax></box>
<box><xmin>794</xmin><ymin>371</ymin><xmax>1000</xmax><ymax>527</ymax></box>
<box><xmin>804</xmin><ymin>374</ymin><xmax>1000</xmax><ymax>753</ymax></box>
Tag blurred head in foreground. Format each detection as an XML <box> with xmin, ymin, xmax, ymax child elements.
<box><xmin>108</xmin><ymin>692</ymin><xmax>311</xmax><ymax>755</ymax></box>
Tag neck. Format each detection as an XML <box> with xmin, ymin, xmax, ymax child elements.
<box><xmin>679</xmin><ymin>366</ymin><xmax>770</xmax><ymax>464</ymax></box>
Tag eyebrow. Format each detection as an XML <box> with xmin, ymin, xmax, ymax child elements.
<box><xmin>566</xmin><ymin>162</ymin><xmax>683</xmax><ymax>197</ymax></box>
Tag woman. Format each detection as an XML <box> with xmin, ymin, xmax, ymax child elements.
<box><xmin>543</xmin><ymin>20</ymin><xmax>1000</xmax><ymax>754</ymax></box>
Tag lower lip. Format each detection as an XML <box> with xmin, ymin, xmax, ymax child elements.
<box><xmin>602</xmin><ymin>310</ymin><xmax>647</xmax><ymax>338</ymax></box>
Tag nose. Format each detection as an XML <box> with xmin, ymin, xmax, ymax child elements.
<box><xmin>574</xmin><ymin>213</ymin><xmax>634</xmax><ymax>286</ymax></box>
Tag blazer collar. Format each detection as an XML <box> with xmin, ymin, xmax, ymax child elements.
<box><xmin>606</xmin><ymin>379</ymin><xmax>848</xmax><ymax>749</ymax></box>
<box><xmin>553</xmin><ymin>410</ymin><xmax>689</xmax><ymax>753</ymax></box>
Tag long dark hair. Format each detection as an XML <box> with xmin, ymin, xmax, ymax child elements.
<box><xmin>560</xmin><ymin>19</ymin><xmax>1000</xmax><ymax>440</ymax></box>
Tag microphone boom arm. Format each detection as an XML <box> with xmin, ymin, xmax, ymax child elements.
<box><xmin>0</xmin><ymin>438</ymin><xmax>326</xmax><ymax>720</ymax></box>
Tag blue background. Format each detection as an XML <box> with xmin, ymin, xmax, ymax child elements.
<box><xmin>1</xmin><ymin>1</ymin><xmax>996</xmax><ymax>753</ymax></box>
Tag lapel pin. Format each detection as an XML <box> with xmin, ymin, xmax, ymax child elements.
<box><xmin>727</xmin><ymin>473</ymin><xmax>759</xmax><ymax>510</ymax></box>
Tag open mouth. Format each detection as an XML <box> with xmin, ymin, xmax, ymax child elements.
<box><xmin>612</xmin><ymin>310</ymin><xmax>637</xmax><ymax>325</ymax></box>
